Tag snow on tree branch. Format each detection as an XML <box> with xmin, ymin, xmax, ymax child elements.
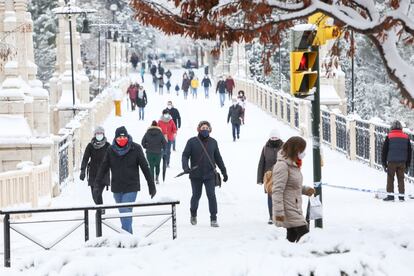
<box><xmin>130</xmin><ymin>0</ymin><xmax>414</xmax><ymax>107</ymax></box>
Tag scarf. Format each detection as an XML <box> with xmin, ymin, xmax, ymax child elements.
<box><xmin>296</xmin><ymin>159</ymin><xmax>302</xmax><ymax>169</ymax></box>
<box><xmin>111</xmin><ymin>135</ymin><xmax>133</xmax><ymax>156</ymax></box>
<box><xmin>92</xmin><ymin>137</ymin><xmax>107</xmax><ymax>149</ymax></box>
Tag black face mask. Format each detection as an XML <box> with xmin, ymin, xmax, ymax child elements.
<box><xmin>269</xmin><ymin>139</ymin><xmax>280</xmax><ymax>147</ymax></box>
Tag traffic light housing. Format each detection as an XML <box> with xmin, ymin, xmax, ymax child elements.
<box><xmin>308</xmin><ymin>12</ymin><xmax>341</xmax><ymax>46</ymax></box>
<box><xmin>290</xmin><ymin>50</ymin><xmax>318</xmax><ymax>97</ymax></box>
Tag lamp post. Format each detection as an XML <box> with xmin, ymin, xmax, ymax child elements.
<box><xmin>110</xmin><ymin>3</ymin><xmax>118</xmax><ymax>23</ymax></box>
<box><xmin>54</xmin><ymin>0</ymin><xmax>95</xmax><ymax>115</ymax></box>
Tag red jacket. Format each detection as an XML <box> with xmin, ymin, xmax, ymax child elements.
<box><xmin>127</xmin><ymin>85</ymin><xmax>138</xmax><ymax>100</ymax></box>
<box><xmin>158</xmin><ymin>118</ymin><xmax>177</xmax><ymax>142</ymax></box>
<box><xmin>225</xmin><ymin>78</ymin><xmax>235</xmax><ymax>92</ymax></box>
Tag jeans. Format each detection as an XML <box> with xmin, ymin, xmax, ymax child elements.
<box><xmin>219</xmin><ymin>93</ymin><xmax>225</xmax><ymax>107</ymax></box>
<box><xmin>141</xmin><ymin>74</ymin><xmax>144</xmax><ymax>83</ymax></box>
<box><xmin>164</xmin><ymin>141</ymin><xmax>173</xmax><ymax>166</ymax></box>
<box><xmin>159</xmin><ymin>86</ymin><xmax>163</xmax><ymax>95</ymax></box>
<box><xmin>231</xmin><ymin>123</ymin><xmax>241</xmax><ymax>140</ymax></box>
<box><xmin>190</xmin><ymin>178</ymin><xmax>217</xmax><ymax>221</ymax></box>
<box><xmin>267</xmin><ymin>194</ymin><xmax>272</xmax><ymax>219</ymax></box>
<box><xmin>227</xmin><ymin>90</ymin><xmax>233</xmax><ymax>100</ymax></box>
<box><xmin>191</xmin><ymin>88</ymin><xmax>197</xmax><ymax>98</ymax></box>
<box><xmin>204</xmin><ymin>87</ymin><xmax>209</xmax><ymax>98</ymax></box>
<box><xmin>138</xmin><ymin>107</ymin><xmax>145</xmax><ymax>120</ymax></box>
<box><xmin>184</xmin><ymin>91</ymin><xmax>188</xmax><ymax>99</ymax></box>
<box><xmin>113</xmin><ymin>191</ymin><xmax>138</xmax><ymax>234</ymax></box>
<box><xmin>172</xmin><ymin>138</ymin><xmax>176</xmax><ymax>151</ymax></box>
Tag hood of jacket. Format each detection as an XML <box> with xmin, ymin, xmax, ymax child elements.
<box><xmin>147</xmin><ymin>126</ymin><xmax>162</xmax><ymax>135</ymax></box>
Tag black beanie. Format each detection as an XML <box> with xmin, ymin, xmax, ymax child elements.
<box><xmin>115</xmin><ymin>126</ymin><xmax>128</xmax><ymax>138</ymax></box>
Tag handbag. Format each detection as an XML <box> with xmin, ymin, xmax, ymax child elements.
<box><xmin>197</xmin><ymin>138</ymin><xmax>222</xmax><ymax>188</ymax></box>
<box><xmin>309</xmin><ymin>195</ymin><xmax>323</xmax><ymax>220</ymax></box>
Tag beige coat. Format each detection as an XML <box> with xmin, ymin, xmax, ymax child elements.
<box><xmin>272</xmin><ymin>154</ymin><xmax>310</xmax><ymax>228</ymax></box>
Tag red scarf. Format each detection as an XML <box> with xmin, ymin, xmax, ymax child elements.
<box><xmin>296</xmin><ymin>159</ymin><xmax>302</xmax><ymax>168</ymax></box>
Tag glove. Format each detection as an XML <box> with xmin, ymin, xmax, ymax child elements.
<box><xmin>305</xmin><ymin>187</ymin><xmax>315</xmax><ymax>196</ymax></box>
<box><xmin>79</xmin><ymin>170</ymin><xmax>85</xmax><ymax>181</ymax></box>
<box><xmin>222</xmin><ymin>173</ymin><xmax>228</xmax><ymax>182</ymax></box>
<box><xmin>275</xmin><ymin>216</ymin><xmax>284</xmax><ymax>222</ymax></box>
<box><xmin>149</xmin><ymin>186</ymin><xmax>157</xmax><ymax>199</ymax></box>
<box><xmin>382</xmin><ymin>165</ymin><xmax>387</xmax><ymax>172</ymax></box>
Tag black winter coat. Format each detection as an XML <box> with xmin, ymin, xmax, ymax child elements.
<box><xmin>382</xmin><ymin>129</ymin><xmax>412</xmax><ymax>167</ymax></box>
<box><xmin>141</xmin><ymin>127</ymin><xmax>167</xmax><ymax>154</ymax></box>
<box><xmin>80</xmin><ymin>140</ymin><xmax>110</xmax><ymax>186</ymax></box>
<box><xmin>216</xmin><ymin>80</ymin><xmax>226</xmax><ymax>94</ymax></box>
<box><xmin>95</xmin><ymin>139</ymin><xmax>155</xmax><ymax>194</ymax></box>
<box><xmin>227</xmin><ymin>104</ymin><xmax>243</xmax><ymax>125</ymax></box>
<box><xmin>182</xmin><ymin>135</ymin><xmax>227</xmax><ymax>180</ymax></box>
<box><xmin>182</xmin><ymin>78</ymin><xmax>191</xmax><ymax>92</ymax></box>
<box><xmin>257</xmin><ymin>139</ymin><xmax>283</xmax><ymax>184</ymax></box>
<box><xmin>136</xmin><ymin>90</ymin><xmax>148</xmax><ymax>107</ymax></box>
<box><xmin>202</xmin><ymin>77</ymin><xmax>211</xmax><ymax>88</ymax></box>
<box><xmin>168</xmin><ymin>107</ymin><xmax>181</xmax><ymax>128</ymax></box>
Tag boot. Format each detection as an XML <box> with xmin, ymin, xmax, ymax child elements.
<box><xmin>190</xmin><ymin>216</ymin><xmax>197</xmax><ymax>225</ymax></box>
<box><xmin>155</xmin><ymin>175</ymin><xmax>159</xmax><ymax>185</ymax></box>
<box><xmin>399</xmin><ymin>196</ymin><xmax>405</xmax><ymax>201</ymax></box>
<box><xmin>210</xmin><ymin>220</ymin><xmax>219</xmax><ymax>227</ymax></box>
<box><xmin>383</xmin><ymin>195</ymin><xmax>394</xmax><ymax>201</ymax></box>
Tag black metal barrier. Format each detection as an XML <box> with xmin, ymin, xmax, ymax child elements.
<box><xmin>0</xmin><ymin>201</ymin><xmax>179</xmax><ymax>267</ymax></box>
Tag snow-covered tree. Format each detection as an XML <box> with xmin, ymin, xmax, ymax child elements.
<box><xmin>130</xmin><ymin>0</ymin><xmax>414</xmax><ymax>109</ymax></box>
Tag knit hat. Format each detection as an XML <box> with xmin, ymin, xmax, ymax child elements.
<box><xmin>94</xmin><ymin>126</ymin><xmax>105</xmax><ymax>135</ymax></box>
<box><xmin>151</xmin><ymin>120</ymin><xmax>158</xmax><ymax>127</ymax></box>
<box><xmin>390</xmin><ymin>120</ymin><xmax>402</xmax><ymax>130</ymax></box>
<box><xmin>269</xmin><ymin>128</ymin><xmax>280</xmax><ymax>140</ymax></box>
<box><xmin>115</xmin><ymin>126</ymin><xmax>128</xmax><ymax>138</ymax></box>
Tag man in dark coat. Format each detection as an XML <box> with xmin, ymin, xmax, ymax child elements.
<box><xmin>182</xmin><ymin>121</ymin><xmax>228</xmax><ymax>227</ymax></box>
<box><xmin>142</xmin><ymin>121</ymin><xmax>167</xmax><ymax>184</ymax></box>
<box><xmin>166</xmin><ymin>100</ymin><xmax>181</xmax><ymax>151</ymax></box>
<box><xmin>381</xmin><ymin>120</ymin><xmax>412</xmax><ymax>201</ymax></box>
<box><xmin>216</xmin><ymin>76</ymin><xmax>226</xmax><ymax>107</ymax></box>
<box><xmin>181</xmin><ymin>73</ymin><xmax>191</xmax><ymax>100</ymax></box>
<box><xmin>257</xmin><ymin>129</ymin><xmax>284</xmax><ymax>224</ymax></box>
<box><xmin>227</xmin><ymin>98</ymin><xmax>244</xmax><ymax>142</ymax></box>
<box><xmin>136</xmin><ymin>85</ymin><xmax>148</xmax><ymax>120</ymax></box>
<box><xmin>95</xmin><ymin>126</ymin><xmax>156</xmax><ymax>233</ymax></box>
<box><xmin>80</xmin><ymin>126</ymin><xmax>110</xmax><ymax>205</ymax></box>
<box><xmin>201</xmin><ymin>75</ymin><xmax>212</xmax><ymax>99</ymax></box>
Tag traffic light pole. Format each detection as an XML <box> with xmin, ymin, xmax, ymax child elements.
<box><xmin>311</xmin><ymin>46</ymin><xmax>323</xmax><ymax>228</ymax></box>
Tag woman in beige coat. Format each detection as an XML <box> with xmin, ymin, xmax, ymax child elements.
<box><xmin>272</xmin><ymin>136</ymin><xmax>314</xmax><ymax>242</ymax></box>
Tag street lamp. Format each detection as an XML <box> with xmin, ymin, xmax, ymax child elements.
<box><xmin>110</xmin><ymin>3</ymin><xmax>118</xmax><ymax>23</ymax></box>
<box><xmin>53</xmin><ymin>0</ymin><xmax>95</xmax><ymax>115</ymax></box>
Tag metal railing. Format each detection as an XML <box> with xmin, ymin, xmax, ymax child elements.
<box><xmin>1</xmin><ymin>200</ymin><xmax>180</xmax><ymax>267</ymax></box>
<box><xmin>335</xmin><ymin>115</ymin><xmax>347</xmax><ymax>153</ymax></box>
<box><xmin>355</xmin><ymin>121</ymin><xmax>370</xmax><ymax>162</ymax></box>
<box><xmin>58</xmin><ymin>136</ymin><xmax>70</xmax><ymax>186</ymax></box>
<box><xmin>321</xmin><ymin>110</ymin><xmax>331</xmax><ymax>144</ymax></box>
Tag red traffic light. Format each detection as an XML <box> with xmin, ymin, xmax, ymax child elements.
<box><xmin>299</xmin><ymin>55</ymin><xmax>307</xmax><ymax>70</ymax></box>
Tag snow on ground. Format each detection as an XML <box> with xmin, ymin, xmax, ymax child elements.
<box><xmin>1</xmin><ymin>68</ymin><xmax>414</xmax><ymax>276</ymax></box>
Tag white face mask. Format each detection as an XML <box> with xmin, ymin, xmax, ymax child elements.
<box><xmin>232</xmin><ymin>102</ymin><xmax>237</xmax><ymax>106</ymax></box>
<box><xmin>167</xmin><ymin>105</ymin><xmax>172</xmax><ymax>109</ymax></box>
<box><xmin>163</xmin><ymin>114</ymin><xmax>171</xmax><ymax>120</ymax></box>
<box><xmin>96</xmin><ymin>134</ymin><xmax>104</xmax><ymax>141</ymax></box>
<box><xmin>298</xmin><ymin>151</ymin><xmax>306</xmax><ymax>160</ymax></box>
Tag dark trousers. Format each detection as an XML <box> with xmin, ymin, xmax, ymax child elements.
<box><xmin>190</xmin><ymin>178</ymin><xmax>217</xmax><ymax>220</ymax></box>
<box><xmin>90</xmin><ymin>185</ymin><xmax>104</xmax><ymax>205</ymax></box>
<box><xmin>232</xmin><ymin>123</ymin><xmax>240</xmax><ymax>140</ymax></box>
<box><xmin>129</xmin><ymin>98</ymin><xmax>136</xmax><ymax>110</ymax></box>
<box><xmin>387</xmin><ymin>162</ymin><xmax>405</xmax><ymax>198</ymax></box>
<box><xmin>163</xmin><ymin>141</ymin><xmax>173</xmax><ymax>166</ymax></box>
<box><xmin>267</xmin><ymin>194</ymin><xmax>272</xmax><ymax>219</ymax></box>
<box><xmin>286</xmin><ymin>225</ymin><xmax>309</xmax><ymax>243</ymax></box>
<box><xmin>146</xmin><ymin>152</ymin><xmax>162</xmax><ymax>179</ymax></box>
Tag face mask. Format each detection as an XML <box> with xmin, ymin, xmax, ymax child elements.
<box><xmin>116</xmin><ymin>136</ymin><xmax>129</xmax><ymax>147</ymax></box>
<box><xmin>95</xmin><ymin>134</ymin><xmax>104</xmax><ymax>141</ymax></box>
<box><xmin>200</xmin><ymin>129</ymin><xmax>210</xmax><ymax>138</ymax></box>
<box><xmin>167</xmin><ymin>105</ymin><xmax>172</xmax><ymax>109</ymax></box>
<box><xmin>163</xmin><ymin>114</ymin><xmax>171</xmax><ymax>120</ymax></box>
<box><xmin>298</xmin><ymin>151</ymin><xmax>306</xmax><ymax>160</ymax></box>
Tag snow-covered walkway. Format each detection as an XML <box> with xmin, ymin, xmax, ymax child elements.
<box><xmin>2</xmin><ymin>68</ymin><xmax>414</xmax><ymax>276</ymax></box>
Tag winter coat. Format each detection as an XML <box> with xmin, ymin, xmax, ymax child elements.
<box><xmin>191</xmin><ymin>79</ymin><xmax>199</xmax><ymax>89</ymax></box>
<box><xmin>150</xmin><ymin>65</ymin><xmax>157</xmax><ymax>76</ymax></box>
<box><xmin>225</xmin><ymin>78</ymin><xmax>235</xmax><ymax>92</ymax></box>
<box><xmin>165</xmin><ymin>70</ymin><xmax>172</xmax><ymax>79</ymax></box>
<box><xmin>158</xmin><ymin>66</ymin><xmax>165</xmax><ymax>76</ymax></box>
<box><xmin>272</xmin><ymin>154</ymin><xmax>310</xmax><ymax>228</ymax></box>
<box><xmin>257</xmin><ymin>139</ymin><xmax>284</xmax><ymax>185</ymax></box>
<box><xmin>382</xmin><ymin>129</ymin><xmax>412</xmax><ymax>167</ymax></box>
<box><xmin>136</xmin><ymin>90</ymin><xmax>147</xmax><ymax>107</ymax></box>
<box><xmin>167</xmin><ymin>107</ymin><xmax>181</xmax><ymax>128</ymax></box>
<box><xmin>182</xmin><ymin>134</ymin><xmax>227</xmax><ymax>180</ymax></box>
<box><xmin>227</xmin><ymin>104</ymin><xmax>243</xmax><ymax>125</ymax></box>
<box><xmin>127</xmin><ymin>85</ymin><xmax>138</xmax><ymax>100</ymax></box>
<box><xmin>158</xmin><ymin>117</ymin><xmax>177</xmax><ymax>142</ymax></box>
<box><xmin>216</xmin><ymin>80</ymin><xmax>226</xmax><ymax>94</ymax></box>
<box><xmin>201</xmin><ymin>77</ymin><xmax>212</xmax><ymax>88</ymax></box>
<box><xmin>182</xmin><ymin>78</ymin><xmax>191</xmax><ymax>92</ymax></box>
<box><xmin>141</xmin><ymin>126</ymin><xmax>167</xmax><ymax>154</ymax></box>
<box><xmin>95</xmin><ymin>136</ymin><xmax>155</xmax><ymax>194</ymax></box>
<box><xmin>80</xmin><ymin>139</ymin><xmax>110</xmax><ymax>186</ymax></box>
<box><xmin>140</xmin><ymin>67</ymin><xmax>145</xmax><ymax>75</ymax></box>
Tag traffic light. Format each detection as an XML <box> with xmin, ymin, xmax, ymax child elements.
<box><xmin>308</xmin><ymin>12</ymin><xmax>341</xmax><ymax>45</ymax></box>
<box><xmin>290</xmin><ymin>50</ymin><xmax>318</xmax><ymax>97</ymax></box>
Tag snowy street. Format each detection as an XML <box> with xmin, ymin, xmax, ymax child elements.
<box><xmin>1</xmin><ymin>68</ymin><xmax>414</xmax><ymax>276</ymax></box>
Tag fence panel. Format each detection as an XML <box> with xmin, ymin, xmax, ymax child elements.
<box><xmin>58</xmin><ymin>136</ymin><xmax>70</xmax><ymax>186</ymax></box>
<box><xmin>274</xmin><ymin>95</ymin><xmax>278</xmax><ymax>117</ymax></box>
<box><xmin>356</xmin><ymin>121</ymin><xmax>370</xmax><ymax>162</ymax></box>
<box><xmin>374</xmin><ymin>125</ymin><xmax>389</xmax><ymax>168</ymax></box>
<box><xmin>294</xmin><ymin>102</ymin><xmax>299</xmax><ymax>129</ymax></box>
<box><xmin>335</xmin><ymin>115</ymin><xmax>347</xmax><ymax>153</ymax></box>
<box><xmin>321</xmin><ymin>110</ymin><xmax>331</xmax><ymax>144</ymax></box>
<box><xmin>286</xmin><ymin>98</ymin><xmax>291</xmax><ymax>123</ymax></box>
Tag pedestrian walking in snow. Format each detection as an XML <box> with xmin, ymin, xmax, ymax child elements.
<box><xmin>158</xmin><ymin>74</ymin><xmax>165</xmax><ymax>95</ymax></box>
<box><xmin>381</xmin><ymin>120</ymin><xmax>412</xmax><ymax>201</ymax></box>
<box><xmin>165</xmin><ymin>69</ymin><xmax>172</xmax><ymax>80</ymax></box>
<box><xmin>272</xmin><ymin>136</ymin><xmax>314</xmax><ymax>243</ymax></box>
<box><xmin>257</xmin><ymin>129</ymin><xmax>284</xmax><ymax>224</ymax></box>
<box><xmin>80</xmin><ymin>126</ymin><xmax>110</xmax><ymax>205</ymax></box>
<box><xmin>188</xmin><ymin>69</ymin><xmax>195</xmax><ymax>80</ymax></box>
<box><xmin>140</xmin><ymin>66</ymin><xmax>145</xmax><ymax>83</ymax></box>
<box><xmin>216</xmin><ymin>75</ymin><xmax>226</xmax><ymax>107</ymax></box>
<box><xmin>158</xmin><ymin>61</ymin><xmax>164</xmax><ymax>76</ymax></box>
<box><xmin>130</xmin><ymin>53</ymin><xmax>139</xmax><ymax>71</ymax></box>
<box><xmin>158</xmin><ymin>109</ymin><xmax>177</xmax><ymax>168</ymax></box>
<box><xmin>237</xmin><ymin>90</ymin><xmax>246</xmax><ymax>124</ymax></box>
<box><xmin>191</xmin><ymin>77</ymin><xmax>199</xmax><ymax>99</ymax></box>
<box><xmin>182</xmin><ymin>121</ymin><xmax>228</xmax><ymax>227</ymax></box>
<box><xmin>227</xmin><ymin>98</ymin><xmax>243</xmax><ymax>141</ymax></box>
<box><xmin>94</xmin><ymin>126</ymin><xmax>156</xmax><ymax>234</ymax></box>
<box><xmin>166</xmin><ymin>100</ymin><xmax>181</xmax><ymax>151</ymax></box>
<box><xmin>126</xmin><ymin>83</ymin><xmax>138</xmax><ymax>111</ymax></box>
<box><xmin>175</xmin><ymin>84</ymin><xmax>180</xmax><ymax>96</ymax></box>
<box><xmin>201</xmin><ymin>75</ymin><xmax>212</xmax><ymax>98</ymax></box>
<box><xmin>166</xmin><ymin>80</ymin><xmax>171</xmax><ymax>93</ymax></box>
<box><xmin>182</xmin><ymin>73</ymin><xmax>191</xmax><ymax>100</ymax></box>
<box><xmin>110</xmin><ymin>83</ymin><xmax>122</xmax><ymax>117</ymax></box>
<box><xmin>142</xmin><ymin>121</ymin><xmax>167</xmax><ymax>185</ymax></box>
<box><xmin>136</xmin><ymin>85</ymin><xmax>148</xmax><ymax>120</ymax></box>
<box><xmin>225</xmin><ymin>75</ymin><xmax>235</xmax><ymax>100</ymax></box>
